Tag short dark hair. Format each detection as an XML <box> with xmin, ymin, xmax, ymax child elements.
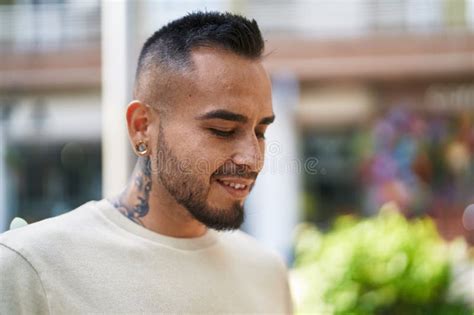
<box><xmin>134</xmin><ymin>11</ymin><xmax>265</xmax><ymax>106</ymax></box>
<box><xmin>137</xmin><ymin>11</ymin><xmax>264</xmax><ymax>76</ymax></box>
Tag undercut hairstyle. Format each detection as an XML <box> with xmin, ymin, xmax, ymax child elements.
<box><xmin>134</xmin><ymin>11</ymin><xmax>265</xmax><ymax>112</ymax></box>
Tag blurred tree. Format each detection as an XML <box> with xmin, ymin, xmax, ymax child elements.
<box><xmin>293</xmin><ymin>203</ymin><xmax>473</xmax><ymax>315</ymax></box>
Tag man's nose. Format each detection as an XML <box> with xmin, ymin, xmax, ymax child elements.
<box><xmin>231</xmin><ymin>134</ymin><xmax>264</xmax><ymax>172</ymax></box>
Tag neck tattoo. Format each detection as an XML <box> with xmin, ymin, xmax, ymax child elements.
<box><xmin>112</xmin><ymin>157</ymin><xmax>152</xmax><ymax>226</ymax></box>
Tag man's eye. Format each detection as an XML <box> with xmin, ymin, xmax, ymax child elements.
<box><xmin>209</xmin><ymin>128</ymin><xmax>235</xmax><ymax>138</ymax></box>
<box><xmin>256</xmin><ymin>132</ymin><xmax>266</xmax><ymax>140</ymax></box>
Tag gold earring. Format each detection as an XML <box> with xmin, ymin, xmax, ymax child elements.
<box><xmin>135</xmin><ymin>140</ymin><xmax>149</xmax><ymax>156</ymax></box>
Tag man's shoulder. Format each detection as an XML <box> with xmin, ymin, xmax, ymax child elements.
<box><xmin>0</xmin><ymin>200</ymin><xmax>101</xmax><ymax>256</ymax></box>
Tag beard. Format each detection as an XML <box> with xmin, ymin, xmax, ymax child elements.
<box><xmin>155</xmin><ymin>127</ymin><xmax>244</xmax><ymax>231</ymax></box>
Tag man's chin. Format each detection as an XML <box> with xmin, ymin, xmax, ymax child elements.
<box><xmin>187</xmin><ymin>204</ymin><xmax>244</xmax><ymax>231</ymax></box>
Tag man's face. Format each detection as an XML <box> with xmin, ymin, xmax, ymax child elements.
<box><xmin>150</xmin><ymin>48</ymin><xmax>274</xmax><ymax>231</ymax></box>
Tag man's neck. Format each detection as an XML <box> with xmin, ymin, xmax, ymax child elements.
<box><xmin>111</xmin><ymin>157</ymin><xmax>207</xmax><ymax>238</ymax></box>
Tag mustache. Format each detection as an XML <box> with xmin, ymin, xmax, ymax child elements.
<box><xmin>212</xmin><ymin>163</ymin><xmax>258</xmax><ymax>180</ymax></box>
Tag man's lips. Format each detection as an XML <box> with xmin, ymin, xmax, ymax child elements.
<box><xmin>214</xmin><ymin>177</ymin><xmax>253</xmax><ymax>199</ymax></box>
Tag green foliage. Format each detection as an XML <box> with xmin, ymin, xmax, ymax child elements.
<box><xmin>293</xmin><ymin>204</ymin><xmax>473</xmax><ymax>315</ymax></box>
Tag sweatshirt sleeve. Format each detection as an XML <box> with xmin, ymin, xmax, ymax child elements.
<box><xmin>0</xmin><ymin>243</ymin><xmax>49</xmax><ymax>315</ymax></box>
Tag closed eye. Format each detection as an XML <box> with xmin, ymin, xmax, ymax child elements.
<box><xmin>209</xmin><ymin>128</ymin><xmax>235</xmax><ymax>138</ymax></box>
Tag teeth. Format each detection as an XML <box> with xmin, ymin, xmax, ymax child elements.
<box><xmin>219</xmin><ymin>180</ymin><xmax>246</xmax><ymax>190</ymax></box>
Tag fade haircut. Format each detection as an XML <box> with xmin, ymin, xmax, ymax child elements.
<box><xmin>134</xmin><ymin>11</ymin><xmax>265</xmax><ymax>112</ymax></box>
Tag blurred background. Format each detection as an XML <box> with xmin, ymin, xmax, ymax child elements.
<box><xmin>0</xmin><ymin>0</ymin><xmax>473</xmax><ymax>312</ymax></box>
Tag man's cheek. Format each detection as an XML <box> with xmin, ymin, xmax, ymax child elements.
<box><xmin>195</xmin><ymin>157</ymin><xmax>212</xmax><ymax>177</ymax></box>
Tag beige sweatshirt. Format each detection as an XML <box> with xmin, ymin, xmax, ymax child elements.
<box><xmin>0</xmin><ymin>199</ymin><xmax>293</xmax><ymax>314</ymax></box>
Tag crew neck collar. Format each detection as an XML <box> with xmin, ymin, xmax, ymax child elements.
<box><xmin>95</xmin><ymin>199</ymin><xmax>219</xmax><ymax>251</ymax></box>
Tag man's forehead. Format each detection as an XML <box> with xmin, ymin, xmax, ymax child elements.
<box><xmin>154</xmin><ymin>47</ymin><xmax>272</xmax><ymax>120</ymax></box>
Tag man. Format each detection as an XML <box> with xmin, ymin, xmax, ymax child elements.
<box><xmin>0</xmin><ymin>12</ymin><xmax>293</xmax><ymax>314</ymax></box>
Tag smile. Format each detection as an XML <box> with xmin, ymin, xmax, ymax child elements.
<box><xmin>215</xmin><ymin>178</ymin><xmax>252</xmax><ymax>199</ymax></box>
<box><xmin>219</xmin><ymin>180</ymin><xmax>247</xmax><ymax>190</ymax></box>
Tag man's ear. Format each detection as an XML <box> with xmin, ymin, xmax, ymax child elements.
<box><xmin>126</xmin><ymin>100</ymin><xmax>154</xmax><ymax>144</ymax></box>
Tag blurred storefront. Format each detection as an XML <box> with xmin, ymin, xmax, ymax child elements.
<box><xmin>251</xmin><ymin>0</ymin><xmax>474</xmax><ymax>247</ymax></box>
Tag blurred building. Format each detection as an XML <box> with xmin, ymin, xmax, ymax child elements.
<box><xmin>1</xmin><ymin>1</ymin><xmax>473</xmax><ymax>254</ymax></box>
<box><xmin>0</xmin><ymin>0</ymin><xmax>102</xmax><ymax>230</ymax></box>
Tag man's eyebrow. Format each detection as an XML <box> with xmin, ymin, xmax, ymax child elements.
<box><xmin>259</xmin><ymin>115</ymin><xmax>275</xmax><ymax>125</ymax></box>
<box><xmin>196</xmin><ymin>110</ymin><xmax>248</xmax><ymax>123</ymax></box>
<box><xmin>196</xmin><ymin>110</ymin><xmax>275</xmax><ymax>125</ymax></box>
